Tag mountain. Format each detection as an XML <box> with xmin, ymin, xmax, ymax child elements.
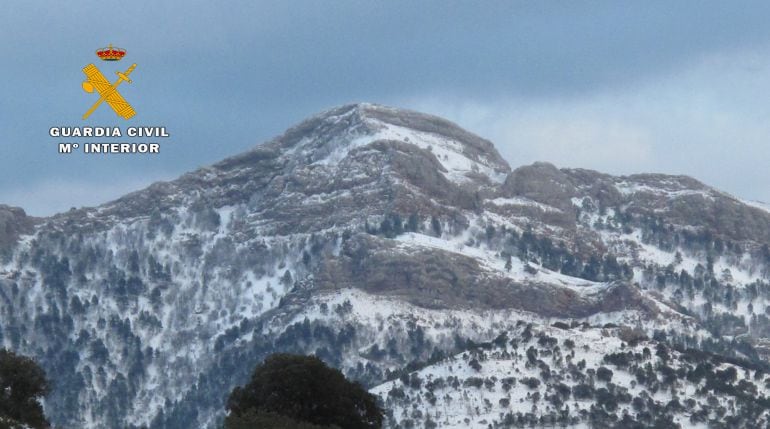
<box><xmin>3</xmin><ymin>103</ymin><xmax>770</xmax><ymax>428</ymax></box>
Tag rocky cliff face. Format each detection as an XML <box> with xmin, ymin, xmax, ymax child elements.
<box><xmin>2</xmin><ymin>104</ymin><xmax>770</xmax><ymax>428</ymax></box>
<box><xmin>0</xmin><ymin>205</ymin><xmax>35</xmax><ymax>250</ymax></box>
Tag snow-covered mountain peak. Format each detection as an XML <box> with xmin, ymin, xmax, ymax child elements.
<box><xmin>271</xmin><ymin>103</ymin><xmax>511</xmax><ymax>185</ymax></box>
<box><xmin>7</xmin><ymin>105</ymin><xmax>770</xmax><ymax>428</ymax></box>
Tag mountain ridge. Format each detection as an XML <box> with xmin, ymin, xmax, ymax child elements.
<box><xmin>2</xmin><ymin>103</ymin><xmax>770</xmax><ymax>428</ymax></box>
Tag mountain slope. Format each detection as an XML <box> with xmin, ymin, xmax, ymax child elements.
<box><xmin>1</xmin><ymin>104</ymin><xmax>770</xmax><ymax>428</ymax></box>
<box><xmin>373</xmin><ymin>322</ymin><xmax>770</xmax><ymax>428</ymax></box>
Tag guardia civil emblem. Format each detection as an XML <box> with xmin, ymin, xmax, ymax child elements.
<box><xmin>81</xmin><ymin>44</ymin><xmax>137</xmax><ymax>120</ymax></box>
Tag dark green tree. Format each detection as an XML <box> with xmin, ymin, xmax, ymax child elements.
<box><xmin>0</xmin><ymin>349</ymin><xmax>49</xmax><ymax>429</ymax></box>
<box><xmin>431</xmin><ymin>216</ymin><xmax>442</xmax><ymax>236</ymax></box>
<box><xmin>226</xmin><ymin>354</ymin><xmax>383</xmax><ymax>429</ymax></box>
<box><xmin>224</xmin><ymin>410</ymin><xmax>335</xmax><ymax>429</ymax></box>
<box><xmin>407</xmin><ymin>213</ymin><xmax>420</xmax><ymax>232</ymax></box>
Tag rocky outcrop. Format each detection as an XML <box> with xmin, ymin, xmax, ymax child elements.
<box><xmin>502</xmin><ymin>162</ymin><xmax>578</xmax><ymax>211</ymax></box>
<box><xmin>0</xmin><ymin>205</ymin><xmax>35</xmax><ymax>250</ymax></box>
<box><xmin>315</xmin><ymin>234</ymin><xmax>657</xmax><ymax>318</ymax></box>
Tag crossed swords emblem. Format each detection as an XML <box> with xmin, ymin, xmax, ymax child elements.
<box><xmin>81</xmin><ymin>63</ymin><xmax>137</xmax><ymax>120</ymax></box>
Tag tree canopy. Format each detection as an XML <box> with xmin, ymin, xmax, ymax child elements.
<box><xmin>224</xmin><ymin>410</ymin><xmax>335</xmax><ymax>429</ymax></box>
<box><xmin>0</xmin><ymin>349</ymin><xmax>49</xmax><ymax>429</ymax></box>
<box><xmin>225</xmin><ymin>354</ymin><xmax>383</xmax><ymax>429</ymax></box>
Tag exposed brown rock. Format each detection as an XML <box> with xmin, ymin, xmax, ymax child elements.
<box><xmin>315</xmin><ymin>233</ymin><xmax>657</xmax><ymax>318</ymax></box>
<box><xmin>0</xmin><ymin>205</ymin><xmax>35</xmax><ymax>250</ymax></box>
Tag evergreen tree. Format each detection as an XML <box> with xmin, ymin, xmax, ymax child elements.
<box><xmin>224</xmin><ymin>410</ymin><xmax>335</xmax><ymax>429</ymax></box>
<box><xmin>0</xmin><ymin>349</ymin><xmax>49</xmax><ymax>429</ymax></box>
<box><xmin>407</xmin><ymin>213</ymin><xmax>420</xmax><ymax>232</ymax></box>
<box><xmin>226</xmin><ymin>354</ymin><xmax>383</xmax><ymax>429</ymax></box>
<box><xmin>431</xmin><ymin>216</ymin><xmax>442</xmax><ymax>237</ymax></box>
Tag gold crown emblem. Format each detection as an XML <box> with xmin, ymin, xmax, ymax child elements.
<box><xmin>95</xmin><ymin>44</ymin><xmax>126</xmax><ymax>61</ymax></box>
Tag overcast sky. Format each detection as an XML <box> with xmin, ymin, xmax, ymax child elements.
<box><xmin>3</xmin><ymin>1</ymin><xmax>770</xmax><ymax>215</ymax></box>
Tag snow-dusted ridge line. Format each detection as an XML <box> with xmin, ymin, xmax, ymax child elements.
<box><xmin>613</xmin><ymin>181</ymin><xmax>715</xmax><ymax>200</ymax></box>
<box><xmin>743</xmin><ymin>199</ymin><xmax>770</xmax><ymax>214</ymax></box>
<box><xmin>300</xmin><ymin>106</ymin><xmax>506</xmax><ymax>185</ymax></box>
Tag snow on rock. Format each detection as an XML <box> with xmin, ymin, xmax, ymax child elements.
<box><xmin>373</xmin><ymin>323</ymin><xmax>770</xmax><ymax>428</ymax></box>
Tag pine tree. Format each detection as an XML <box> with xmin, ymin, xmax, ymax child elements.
<box><xmin>431</xmin><ymin>216</ymin><xmax>442</xmax><ymax>237</ymax></box>
<box><xmin>0</xmin><ymin>349</ymin><xmax>49</xmax><ymax>429</ymax></box>
<box><xmin>226</xmin><ymin>354</ymin><xmax>383</xmax><ymax>429</ymax></box>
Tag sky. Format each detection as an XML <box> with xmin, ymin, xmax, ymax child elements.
<box><xmin>3</xmin><ymin>1</ymin><xmax>770</xmax><ymax>215</ymax></box>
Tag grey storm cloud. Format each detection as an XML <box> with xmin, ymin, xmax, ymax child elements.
<box><xmin>2</xmin><ymin>1</ymin><xmax>770</xmax><ymax>215</ymax></box>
